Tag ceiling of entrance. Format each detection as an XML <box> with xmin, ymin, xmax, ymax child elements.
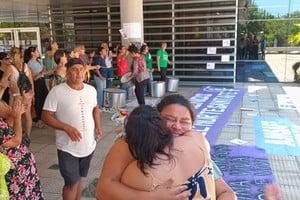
<box><xmin>0</xmin><ymin>0</ymin><xmax>184</xmax><ymax>23</ymax></box>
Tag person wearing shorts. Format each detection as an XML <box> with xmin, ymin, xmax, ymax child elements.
<box><xmin>42</xmin><ymin>58</ymin><xmax>102</xmax><ymax>199</ymax></box>
<box><xmin>58</xmin><ymin>150</ymin><xmax>94</xmax><ymax>185</ymax></box>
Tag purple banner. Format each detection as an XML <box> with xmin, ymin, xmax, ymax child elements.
<box><xmin>189</xmin><ymin>86</ymin><xmax>246</xmax><ymax>145</ymax></box>
<box><xmin>211</xmin><ymin>145</ymin><xmax>276</xmax><ymax>200</ymax></box>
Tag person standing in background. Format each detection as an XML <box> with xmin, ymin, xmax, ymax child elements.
<box><xmin>42</xmin><ymin>58</ymin><xmax>102</xmax><ymax>200</ymax></box>
<box><xmin>43</xmin><ymin>40</ymin><xmax>58</xmax><ymax>76</ymax></box>
<box><xmin>0</xmin><ymin>52</ymin><xmax>11</xmax><ymax>104</ymax></box>
<box><xmin>49</xmin><ymin>50</ymin><xmax>68</xmax><ymax>89</ymax></box>
<box><xmin>140</xmin><ymin>43</ymin><xmax>153</xmax><ymax>95</ymax></box>
<box><xmin>253</xmin><ymin>35</ymin><xmax>259</xmax><ymax>60</ymax></box>
<box><xmin>116</xmin><ymin>44</ymin><xmax>130</xmax><ymax>100</ymax></box>
<box><xmin>127</xmin><ymin>44</ymin><xmax>149</xmax><ymax>106</ymax></box>
<box><xmin>24</xmin><ymin>46</ymin><xmax>49</xmax><ymax>129</ymax></box>
<box><xmin>7</xmin><ymin>47</ymin><xmax>34</xmax><ymax>137</ymax></box>
<box><xmin>260</xmin><ymin>35</ymin><xmax>266</xmax><ymax>60</ymax></box>
<box><xmin>156</xmin><ymin>42</ymin><xmax>173</xmax><ymax>82</ymax></box>
<box><xmin>93</xmin><ymin>47</ymin><xmax>107</xmax><ymax>108</ymax></box>
<box><xmin>101</xmin><ymin>42</ymin><xmax>114</xmax><ymax>88</ymax></box>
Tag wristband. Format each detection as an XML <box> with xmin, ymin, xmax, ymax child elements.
<box><xmin>13</xmin><ymin>93</ymin><xmax>21</xmax><ymax>97</ymax></box>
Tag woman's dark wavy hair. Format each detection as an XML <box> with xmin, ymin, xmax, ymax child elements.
<box><xmin>125</xmin><ymin>105</ymin><xmax>173</xmax><ymax>175</ymax></box>
<box><xmin>127</xmin><ymin>44</ymin><xmax>139</xmax><ymax>54</ymax></box>
<box><xmin>23</xmin><ymin>46</ymin><xmax>38</xmax><ymax>64</ymax></box>
<box><xmin>157</xmin><ymin>94</ymin><xmax>195</xmax><ymax>123</ymax></box>
<box><xmin>54</xmin><ymin>49</ymin><xmax>66</xmax><ymax>65</ymax></box>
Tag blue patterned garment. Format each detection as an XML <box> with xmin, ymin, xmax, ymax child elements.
<box><xmin>184</xmin><ymin>165</ymin><xmax>214</xmax><ymax>200</ymax></box>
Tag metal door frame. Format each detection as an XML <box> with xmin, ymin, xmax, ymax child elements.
<box><xmin>0</xmin><ymin>27</ymin><xmax>41</xmax><ymax>53</ymax></box>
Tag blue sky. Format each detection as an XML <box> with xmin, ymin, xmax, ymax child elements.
<box><xmin>253</xmin><ymin>0</ymin><xmax>300</xmax><ymax>16</ymax></box>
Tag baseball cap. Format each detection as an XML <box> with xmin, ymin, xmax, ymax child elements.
<box><xmin>66</xmin><ymin>57</ymin><xmax>84</xmax><ymax>69</ymax></box>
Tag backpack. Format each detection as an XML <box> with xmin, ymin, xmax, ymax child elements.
<box><xmin>16</xmin><ymin>64</ymin><xmax>32</xmax><ymax>95</ymax></box>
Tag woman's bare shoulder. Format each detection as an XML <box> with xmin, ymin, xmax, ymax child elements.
<box><xmin>176</xmin><ymin>131</ymin><xmax>210</xmax><ymax>151</ymax></box>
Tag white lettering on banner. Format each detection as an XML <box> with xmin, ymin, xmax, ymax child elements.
<box><xmin>260</xmin><ymin>120</ymin><xmax>296</xmax><ymax>146</ymax></box>
<box><xmin>192</xmin><ymin>89</ymin><xmax>238</xmax><ymax>134</ymax></box>
<box><xmin>190</xmin><ymin>93</ymin><xmax>212</xmax><ymax>109</ymax></box>
<box><xmin>202</xmin><ymin>86</ymin><xmax>241</xmax><ymax>93</ymax></box>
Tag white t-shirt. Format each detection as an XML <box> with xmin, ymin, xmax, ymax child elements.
<box><xmin>43</xmin><ymin>82</ymin><xmax>98</xmax><ymax>157</ymax></box>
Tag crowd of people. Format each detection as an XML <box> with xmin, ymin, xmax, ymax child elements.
<box><xmin>0</xmin><ymin>40</ymin><xmax>282</xmax><ymax>199</ymax></box>
<box><xmin>237</xmin><ymin>33</ymin><xmax>266</xmax><ymax>60</ymax></box>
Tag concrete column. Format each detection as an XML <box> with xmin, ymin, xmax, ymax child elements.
<box><xmin>120</xmin><ymin>0</ymin><xmax>143</xmax><ymax>48</ymax></box>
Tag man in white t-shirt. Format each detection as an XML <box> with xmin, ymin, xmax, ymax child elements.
<box><xmin>42</xmin><ymin>58</ymin><xmax>102</xmax><ymax>199</ymax></box>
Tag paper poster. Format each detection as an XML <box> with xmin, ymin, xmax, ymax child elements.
<box><xmin>206</xmin><ymin>62</ymin><xmax>215</xmax><ymax>70</ymax></box>
<box><xmin>207</xmin><ymin>47</ymin><xmax>216</xmax><ymax>54</ymax></box>
<box><xmin>119</xmin><ymin>29</ymin><xmax>128</xmax><ymax>39</ymax></box>
<box><xmin>122</xmin><ymin>22</ymin><xmax>142</xmax><ymax>38</ymax></box>
<box><xmin>222</xmin><ymin>39</ymin><xmax>231</xmax><ymax>47</ymax></box>
<box><xmin>221</xmin><ymin>55</ymin><xmax>230</xmax><ymax>62</ymax></box>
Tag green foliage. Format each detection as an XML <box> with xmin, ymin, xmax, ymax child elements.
<box><xmin>288</xmin><ymin>24</ymin><xmax>300</xmax><ymax>46</ymax></box>
<box><xmin>238</xmin><ymin>1</ymin><xmax>300</xmax><ymax>47</ymax></box>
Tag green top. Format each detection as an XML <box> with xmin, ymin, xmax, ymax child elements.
<box><xmin>143</xmin><ymin>52</ymin><xmax>153</xmax><ymax>69</ymax></box>
<box><xmin>43</xmin><ymin>57</ymin><xmax>56</xmax><ymax>71</ymax></box>
<box><xmin>156</xmin><ymin>48</ymin><xmax>169</xmax><ymax>68</ymax></box>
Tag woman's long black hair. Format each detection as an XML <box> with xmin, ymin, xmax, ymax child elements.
<box><xmin>125</xmin><ymin>105</ymin><xmax>173</xmax><ymax>175</ymax></box>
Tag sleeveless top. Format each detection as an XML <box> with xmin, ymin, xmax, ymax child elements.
<box><xmin>0</xmin><ymin>70</ymin><xmax>10</xmax><ymax>104</ymax></box>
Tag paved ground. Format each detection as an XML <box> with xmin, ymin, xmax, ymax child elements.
<box><xmin>265</xmin><ymin>54</ymin><xmax>300</xmax><ymax>82</ymax></box>
<box><xmin>29</xmin><ymin>81</ymin><xmax>300</xmax><ymax>200</ymax></box>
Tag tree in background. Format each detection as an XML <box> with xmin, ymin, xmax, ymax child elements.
<box><xmin>238</xmin><ymin>1</ymin><xmax>300</xmax><ymax>48</ymax></box>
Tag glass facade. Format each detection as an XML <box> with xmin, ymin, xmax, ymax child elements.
<box><xmin>0</xmin><ymin>0</ymin><xmax>299</xmax><ymax>84</ymax></box>
<box><xmin>237</xmin><ymin>0</ymin><xmax>300</xmax><ymax>82</ymax></box>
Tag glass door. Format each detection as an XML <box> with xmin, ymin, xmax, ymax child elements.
<box><xmin>0</xmin><ymin>27</ymin><xmax>41</xmax><ymax>53</ymax></box>
<box><xmin>0</xmin><ymin>30</ymin><xmax>14</xmax><ymax>52</ymax></box>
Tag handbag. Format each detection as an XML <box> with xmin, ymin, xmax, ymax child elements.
<box><xmin>17</xmin><ymin>64</ymin><xmax>32</xmax><ymax>95</ymax></box>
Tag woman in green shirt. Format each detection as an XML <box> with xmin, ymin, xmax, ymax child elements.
<box><xmin>156</xmin><ymin>42</ymin><xmax>173</xmax><ymax>82</ymax></box>
<box><xmin>140</xmin><ymin>43</ymin><xmax>153</xmax><ymax>95</ymax></box>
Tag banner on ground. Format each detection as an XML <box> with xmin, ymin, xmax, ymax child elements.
<box><xmin>254</xmin><ymin>116</ymin><xmax>300</xmax><ymax>156</ymax></box>
<box><xmin>190</xmin><ymin>86</ymin><xmax>246</xmax><ymax>145</ymax></box>
<box><xmin>211</xmin><ymin>145</ymin><xmax>276</xmax><ymax>200</ymax></box>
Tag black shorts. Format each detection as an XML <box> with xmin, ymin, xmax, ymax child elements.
<box><xmin>57</xmin><ymin>149</ymin><xmax>94</xmax><ymax>186</ymax></box>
